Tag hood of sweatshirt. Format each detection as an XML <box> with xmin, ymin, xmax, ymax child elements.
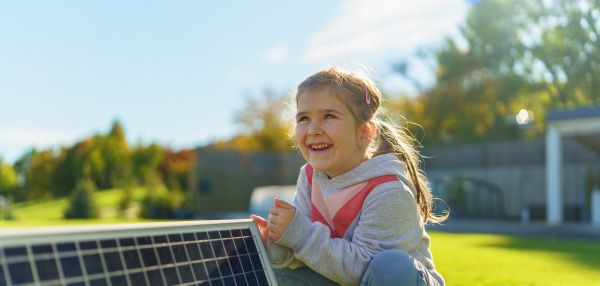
<box><xmin>311</xmin><ymin>153</ymin><xmax>416</xmax><ymax>198</ymax></box>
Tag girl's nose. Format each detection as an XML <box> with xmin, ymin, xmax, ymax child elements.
<box><xmin>307</xmin><ymin>121</ymin><xmax>323</xmax><ymax>136</ymax></box>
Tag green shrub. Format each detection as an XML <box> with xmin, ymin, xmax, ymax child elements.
<box><xmin>139</xmin><ymin>182</ymin><xmax>191</xmax><ymax>219</ymax></box>
<box><xmin>119</xmin><ymin>187</ymin><xmax>133</xmax><ymax>215</ymax></box>
<box><xmin>445</xmin><ymin>177</ymin><xmax>467</xmax><ymax>206</ymax></box>
<box><xmin>64</xmin><ymin>179</ymin><xmax>100</xmax><ymax>219</ymax></box>
<box><xmin>0</xmin><ymin>196</ymin><xmax>16</xmax><ymax>220</ymax></box>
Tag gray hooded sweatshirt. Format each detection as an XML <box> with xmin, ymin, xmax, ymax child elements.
<box><xmin>266</xmin><ymin>154</ymin><xmax>444</xmax><ymax>285</ymax></box>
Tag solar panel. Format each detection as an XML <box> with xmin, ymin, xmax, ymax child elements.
<box><xmin>0</xmin><ymin>219</ymin><xmax>278</xmax><ymax>286</ymax></box>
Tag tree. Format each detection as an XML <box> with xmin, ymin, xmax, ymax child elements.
<box><xmin>131</xmin><ymin>143</ymin><xmax>164</xmax><ymax>185</ymax></box>
<box><xmin>9</xmin><ymin>120</ymin><xmax>134</xmax><ymax>201</ymax></box>
<box><xmin>64</xmin><ymin>179</ymin><xmax>99</xmax><ymax>219</ymax></box>
<box><xmin>13</xmin><ymin>150</ymin><xmax>34</xmax><ymax>190</ymax></box>
<box><xmin>523</xmin><ymin>0</ymin><xmax>600</xmax><ymax>107</ymax></box>
<box><xmin>53</xmin><ymin>137</ymin><xmax>105</xmax><ymax>196</ymax></box>
<box><xmin>390</xmin><ymin>0</ymin><xmax>600</xmax><ymax>147</ymax></box>
<box><xmin>0</xmin><ymin>158</ymin><xmax>19</xmax><ymax>219</ymax></box>
<box><xmin>158</xmin><ymin>149</ymin><xmax>197</xmax><ymax>191</ymax></box>
<box><xmin>98</xmin><ymin>120</ymin><xmax>131</xmax><ymax>189</ymax></box>
<box><xmin>215</xmin><ymin>89</ymin><xmax>295</xmax><ymax>152</ymax></box>
<box><xmin>391</xmin><ymin>0</ymin><xmax>533</xmax><ymax>146</ymax></box>
<box><xmin>54</xmin><ymin>121</ymin><xmax>132</xmax><ymax>192</ymax></box>
<box><xmin>55</xmin><ymin>120</ymin><xmax>133</xmax><ymax>191</ymax></box>
<box><xmin>17</xmin><ymin>149</ymin><xmax>57</xmax><ymax>201</ymax></box>
<box><xmin>0</xmin><ymin>159</ymin><xmax>18</xmax><ymax>197</ymax></box>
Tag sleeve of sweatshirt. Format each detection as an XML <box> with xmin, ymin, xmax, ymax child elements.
<box><xmin>275</xmin><ymin>180</ymin><xmax>424</xmax><ymax>286</ymax></box>
<box><xmin>266</xmin><ymin>166</ymin><xmax>311</xmax><ymax>269</ymax></box>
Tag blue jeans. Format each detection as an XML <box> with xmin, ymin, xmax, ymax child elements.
<box><xmin>273</xmin><ymin>250</ymin><xmax>440</xmax><ymax>286</ymax></box>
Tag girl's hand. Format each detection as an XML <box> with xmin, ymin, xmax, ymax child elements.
<box><xmin>250</xmin><ymin>214</ymin><xmax>269</xmax><ymax>249</ymax></box>
<box><xmin>267</xmin><ymin>197</ymin><xmax>296</xmax><ymax>241</ymax></box>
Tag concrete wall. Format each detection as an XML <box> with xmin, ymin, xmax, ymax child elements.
<box><xmin>422</xmin><ymin>138</ymin><xmax>600</xmax><ymax>219</ymax></box>
<box><xmin>426</xmin><ymin>163</ymin><xmax>598</xmax><ymax>219</ymax></box>
<box><xmin>189</xmin><ymin>147</ymin><xmax>305</xmax><ymax>215</ymax></box>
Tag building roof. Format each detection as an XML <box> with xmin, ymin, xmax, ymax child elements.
<box><xmin>547</xmin><ymin>105</ymin><xmax>600</xmax><ymax>121</ymax></box>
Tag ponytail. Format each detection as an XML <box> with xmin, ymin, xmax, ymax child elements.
<box><xmin>372</xmin><ymin>121</ymin><xmax>448</xmax><ymax>224</ymax></box>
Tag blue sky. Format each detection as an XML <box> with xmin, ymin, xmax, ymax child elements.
<box><xmin>0</xmin><ymin>0</ymin><xmax>470</xmax><ymax>163</ymax></box>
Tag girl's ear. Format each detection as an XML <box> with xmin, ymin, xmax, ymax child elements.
<box><xmin>360</xmin><ymin>121</ymin><xmax>376</xmax><ymax>142</ymax></box>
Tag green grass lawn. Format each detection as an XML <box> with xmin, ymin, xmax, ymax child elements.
<box><xmin>430</xmin><ymin>232</ymin><xmax>600</xmax><ymax>286</ymax></box>
<box><xmin>0</xmin><ymin>187</ymin><xmax>150</xmax><ymax>227</ymax></box>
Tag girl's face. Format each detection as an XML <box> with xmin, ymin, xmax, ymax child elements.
<box><xmin>295</xmin><ymin>88</ymin><xmax>367</xmax><ymax>178</ymax></box>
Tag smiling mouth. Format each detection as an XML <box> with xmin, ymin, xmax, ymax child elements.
<box><xmin>310</xmin><ymin>144</ymin><xmax>332</xmax><ymax>151</ymax></box>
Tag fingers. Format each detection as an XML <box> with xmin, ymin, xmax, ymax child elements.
<box><xmin>269</xmin><ymin>198</ymin><xmax>295</xmax><ymax>216</ymax></box>
<box><xmin>269</xmin><ymin>205</ymin><xmax>279</xmax><ymax>215</ymax></box>
<box><xmin>274</xmin><ymin>197</ymin><xmax>295</xmax><ymax>209</ymax></box>
<box><xmin>251</xmin><ymin>214</ymin><xmax>267</xmax><ymax>224</ymax></box>
<box><xmin>251</xmin><ymin>214</ymin><xmax>270</xmax><ymax>248</ymax></box>
<box><xmin>268</xmin><ymin>211</ymin><xmax>289</xmax><ymax>225</ymax></box>
<box><xmin>266</xmin><ymin>221</ymin><xmax>281</xmax><ymax>241</ymax></box>
<box><xmin>266</xmin><ymin>219</ymin><xmax>275</xmax><ymax>231</ymax></box>
<box><xmin>256</xmin><ymin>199</ymin><xmax>295</xmax><ymax>242</ymax></box>
<box><xmin>251</xmin><ymin>214</ymin><xmax>268</xmax><ymax>228</ymax></box>
<box><xmin>267</xmin><ymin>213</ymin><xmax>276</xmax><ymax>225</ymax></box>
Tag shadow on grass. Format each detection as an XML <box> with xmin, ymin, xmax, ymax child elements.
<box><xmin>481</xmin><ymin>235</ymin><xmax>600</xmax><ymax>269</ymax></box>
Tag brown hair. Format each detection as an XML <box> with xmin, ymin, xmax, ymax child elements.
<box><xmin>295</xmin><ymin>66</ymin><xmax>447</xmax><ymax>224</ymax></box>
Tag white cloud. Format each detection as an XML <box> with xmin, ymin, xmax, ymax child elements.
<box><xmin>0</xmin><ymin>126</ymin><xmax>80</xmax><ymax>147</ymax></box>
<box><xmin>263</xmin><ymin>45</ymin><xmax>288</xmax><ymax>62</ymax></box>
<box><xmin>0</xmin><ymin>126</ymin><xmax>83</xmax><ymax>162</ymax></box>
<box><xmin>303</xmin><ymin>0</ymin><xmax>469</xmax><ymax>62</ymax></box>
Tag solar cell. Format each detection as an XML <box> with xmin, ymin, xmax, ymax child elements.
<box><xmin>0</xmin><ymin>219</ymin><xmax>278</xmax><ymax>286</ymax></box>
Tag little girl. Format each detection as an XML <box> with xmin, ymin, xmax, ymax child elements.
<box><xmin>251</xmin><ymin>66</ymin><xmax>446</xmax><ymax>286</ymax></box>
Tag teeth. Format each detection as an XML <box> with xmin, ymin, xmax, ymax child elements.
<box><xmin>311</xmin><ymin>144</ymin><xmax>331</xmax><ymax>150</ymax></box>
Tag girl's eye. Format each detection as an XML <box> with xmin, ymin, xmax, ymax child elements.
<box><xmin>297</xmin><ymin>116</ymin><xmax>309</xmax><ymax>122</ymax></box>
<box><xmin>325</xmin><ymin>114</ymin><xmax>336</xmax><ymax>119</ymax></box>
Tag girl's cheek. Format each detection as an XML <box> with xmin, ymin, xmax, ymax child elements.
<box><xmin>295</xmin><ymin>129</ymin><xmax>302</xmax><ymax>146</ymax></box>
<box><xmin>295</xmin><ymin>125</ymin><xmax>305</xmax><ymax>140</ymax></box>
